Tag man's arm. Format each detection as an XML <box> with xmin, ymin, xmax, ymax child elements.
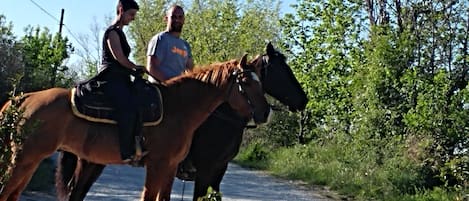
<box><xmin>146</xmin><ymin>55</ymin><xmax>167</xmax><ymax>81</ymax></box>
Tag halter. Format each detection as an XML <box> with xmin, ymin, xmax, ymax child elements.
<box><xmin>224</xmin><ymin>68</ymin><xmax>261</xmax><ymax>116</ymax></box>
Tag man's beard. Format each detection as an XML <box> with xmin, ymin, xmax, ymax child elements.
<box><xmin>169</xmin><ymin>23</ymin><xmax>183</xmax><ymax>33</ymax></box>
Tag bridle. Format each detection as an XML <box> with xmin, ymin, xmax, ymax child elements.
<box><xmin>215</xmin><ymin>68</ymin><xmax>263</xmax><ymax>128</ymax></box>
<box><xmin>225</xmin><ymin>68</ymin><xmax>261</xmax><ymax>108</ymax></box>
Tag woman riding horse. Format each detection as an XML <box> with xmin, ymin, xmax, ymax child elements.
<box><xmin>55</xmin><ymin>43</ymin><xmax>308</xmax><ymax>201</ymax></box>
<box><xmin>0</xmin><ymin>54</ymin><xmax>270</xmax><ymax>201</ymax></box>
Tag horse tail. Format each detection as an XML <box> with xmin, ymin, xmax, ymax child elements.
<box><xmin>55</xmin><ymin>151</ymin><xmax>78</xmax><ymax>201</ymax></box>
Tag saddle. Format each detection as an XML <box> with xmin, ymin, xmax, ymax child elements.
<box><xmin>71</xmin><ymin>76</ymin><xmax>163</xmax><ymax>126</ymax></box>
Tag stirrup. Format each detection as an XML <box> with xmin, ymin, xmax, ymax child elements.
<box><xmin>122</xmin><ymin>151</ymin><xmax>149</xmax><ymax>166</ymax></box>
<box><xmin>122</xmin><ymin>136</ymin><xmax>148</xmax><ymax>166</ymax></box>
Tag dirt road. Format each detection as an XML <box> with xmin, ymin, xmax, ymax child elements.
<box><xmin>21</xmin><ymin>163</ymin><xmax>334</xmax><ymax>201</ymax></box>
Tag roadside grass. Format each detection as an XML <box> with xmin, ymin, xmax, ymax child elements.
<box><xmin>235</xmin><ymin>140</ymin><xmax>463</xmax><ymax>201</ymax></box>
<box><xmin>235</xmin><ymin>140</ymin><xmax>270</xmax><ymax>169</ymax></box>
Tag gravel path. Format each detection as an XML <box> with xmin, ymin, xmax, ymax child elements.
<box><xmin>21</xmin><ymin>163</ymin><xmax>334</xmax><ymax>201</ymax></box>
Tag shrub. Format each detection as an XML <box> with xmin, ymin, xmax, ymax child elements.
<box><xmin>197</xmin><ymin>186</ymin><xmax>222</xmax><ymax>201</ymax></box>
<box><xmin>0</xmin><ymin>99</ymin><xmax>25</xmax><ymax>189</ymax></box>
<box><xmin>0</xmin><ymin>96</ymin><xmax>53</xmax><ymax>193</ymax></box>
<box><xmin>235</xmin><ymin>140</ymin><xmax>271</xmax><ymax>169</ymax></box>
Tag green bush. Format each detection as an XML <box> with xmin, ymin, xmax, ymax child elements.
<box><xmin>237</xmin><ymin>135</ymin><xmax>461</xmax><ymax>201</ymax></box>
<box><xmin>235</xmin><ymin>140</ymin><xmax>271</xmax><ymax>169</ymax></box>
<box><xmin>197</xmin><ymin>186</ymin><xmax>222</xmax><ymax>201</ymax></box>
<box><xmin>1</xmin><ymin>97</ymin><xmax>54</xmax><ymax>193</ymax></box>
<box><xmin>0</xmin><ymin>99</ymin><xmax>25</xmax><ymax>188</ymax></box>
<box><xmin>388</xmin><ymin>187</ymin><xmax>464</xmax><ymax>201</ymax></box>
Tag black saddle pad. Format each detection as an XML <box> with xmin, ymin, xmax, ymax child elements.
<box><xmin>71</xmin><ymin>77</ymin><xmax>163</xmax><ymax>126</ymax></box>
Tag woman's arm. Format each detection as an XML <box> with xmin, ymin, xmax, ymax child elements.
<box><xmin>107</xmin><ymin>30</ymin><xmax>139</xmax><ymax>70</ymax></box>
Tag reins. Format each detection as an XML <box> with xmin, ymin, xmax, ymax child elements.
<box><xmin>224</xmin><ymin>68</ymin><xmax>258</xmax><ymax>107</ymax></box>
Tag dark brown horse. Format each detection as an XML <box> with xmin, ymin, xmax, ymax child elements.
<box><xmin>0</xmin><ymin>55</ymin><xmax>270</xmax><ymax>201</ymax></box>
<box><xmin>56</xmin><ymin>43</ymin><xmax>308</xmax><ymax>200</ymax></box>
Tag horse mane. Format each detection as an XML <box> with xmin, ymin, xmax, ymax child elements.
<box><xmin>166</xmin><ymin>59</ymin><xmax>241</xmax><ymax>87</ymax></box>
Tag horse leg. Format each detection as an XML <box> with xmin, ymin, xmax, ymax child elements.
<box><xmin>5</xmin><ymin>172</ymin><xmax>34</xmax><ymax>201</ymax></box>
<box><xmin>141</xmin><ymin>162</ymin><xmax>177</xmax><ymax>201</ymax></box>
<box><xmin>0</xmin><ymin>156</ymin><xmax>43</xmax><ymax>201</ymax></box>
<box><xmin>56</xmin><ymin>151</ymin><xmax>78</xmax><ymax>201</ymax></box>
<box><xmin>192</xmin><ymin>164</ymin><xmax>228</xmax><ymax>201</ymax></box>
<box><xmin>69</xmin><ymin>161</ymin><xmax>105</xmax><ymax>201</ymax></box>
<box><xmin>209</xmin><ymin>164</ymin><xmax>228</xmax><ymax>193</ymax></box>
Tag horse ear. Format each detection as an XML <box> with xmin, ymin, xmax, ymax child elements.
<box><xmin>239</xmin><ymin>53</ymin><xmax>248</xmax><ymax>69</ymax></box>
<box><xmin>266</xmin><ymin>42</ymin><xmax>275</xmax><ymax>55</ymax></box>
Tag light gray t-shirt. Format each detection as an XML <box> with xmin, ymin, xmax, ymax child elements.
<box><xmin>146</xmin><ymin>31</ymin><xmax>192</xmax><ymax>82</ymax></box>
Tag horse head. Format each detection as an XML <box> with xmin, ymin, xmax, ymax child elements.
<box><xmin>250</xmin><ymin>42</ymin><xmax>308</xmax><ymax>112</ymax></box>
<box><xmin>227</xmin><ymin>54</ymin><xmax>271</xmax><ymax>124</ymax></box>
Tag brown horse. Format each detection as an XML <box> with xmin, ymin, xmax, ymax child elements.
<box><xmin>55</xmin><ymin>43</ymin><xmax>308</xmax><ymax>201</ymax></box>
<box><xmin>0</xmin><ymin>55</ymin><xmax>270</xmax><ymax>201</ymax></box>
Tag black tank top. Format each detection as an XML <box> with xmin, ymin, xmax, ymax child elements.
<box><xmin>100</xmin><ymin>24</ymin><xmax>131</xmax><ymax>71</ymax></box>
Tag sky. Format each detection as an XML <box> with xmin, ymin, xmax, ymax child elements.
<box><xmin>0</xmin><ymin>0</ymin><xmax>296</xmax><ymax>64</ymax></box>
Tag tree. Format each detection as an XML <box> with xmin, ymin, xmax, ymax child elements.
<box><xmin>128</xmin><ymin>0</ymin><xmax>281</xmax><ymax>65</ymax></box>
<box><xmin>348</xmin><ymin>0</ymin><xmax>469</xmax><ymax>189</ymax></box>
<box><xmin>280</xmin><ymin>0</ymin><xmax>365</xmax><ymax>143</ymax></box>
<box><xmin>72</xmin><ymin>16</ymin><xmax>108</xmax><ymax>80</ymax></box>
<box><xmin>0</xmin><ymin>15</ymin><xmax>23</xmax><ymax>103</ymax></box>
<box><xmin>19</xmin><ymin>26</ymin><xmax>74</xmax><ymax>92</ymax></box>
<box><xmin>128</xmin><ymin>0</ymin><xmax>169</xmax><ymax>64</ymax></box>
<box><xmin>184</xmin><ymin>0</ymin><xmax>281</xmax><ymax>63</ymax></box>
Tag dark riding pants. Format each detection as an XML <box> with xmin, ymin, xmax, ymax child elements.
<box><xmin>101</xmin><ymin>69</ymin><xmax>141</xmax><ymax>160</ymax></box>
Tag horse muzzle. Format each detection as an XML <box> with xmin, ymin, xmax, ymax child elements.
<box><xmin>253</xmin><ymin>107</ymin><xmax>272</xmax><ymax>125</ymax></box>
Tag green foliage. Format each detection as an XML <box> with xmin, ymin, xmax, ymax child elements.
<box><xmin>389</xmin><ymin>187</ymin><xmax>464</xmax><ymax>201</ymax></box>
<box><xmin>0</xmin><ymin>15</ymin><xmax>23</xmax><ymax>103</ymax></box>
<box><xmin>128</xmin><ymin>0</ymin><xmax>168</xmax><ymax>64</ymax></box>
<box><xmin>129</xmin><ymin>0</ymin><xmax>281</xmax><ymax>65</ymax></box>
<box><xmin>240</xmin><ymin>0</ymin><xmax>469</xmax><ymax>200</ymax></box>
<box><xmin>280</xmin><ymin>0</ymin><xmax>365</xmax><ymax>143</ymax></box>
<box><xmin>0</xmin><ymin>98</ymin><xmax>26</xmax><ymax>188</ymax></box>
<box><xmin>264</xmin><ymin>139</ymin><xmax>437</xmax><ymax>200</ymax></box>
<box><xmin>403</xmin><ymin>71</ymin><xmax>469</xmax><ymax>188</ymax></box>
<box><xmin>235</xmin><ymin>140</ymin><xmax>271</xmax><ymax>169</ymax></box>
<box><xmin>197</xmin><ymin>186</ymin><xmax>222</xmax><ymax>201</ymax></box>
<box><xmin>244</xmin><ymin>107</ymin><xmax>303</xmax><ymax>146</ymax></box>
<box><xmin>72</xmin><ymin>18</ymin><xmax>104</xmax><ymax>80</ymax></box>
<box><xmin>19</xmin><ymin>26</ymin><xmax>74</xmax><ymax>91</ymax></box>
<box><xmin>0</xmin><ymin>15</ymin><xmax>75</xmax><ymax>196</ymax></box>
<box><xmin>184</xmin><ymin>0</ymin><xmax>281</xmax><ymax>63</ymax></box>
<box><xmin>0</xmin><ymin>95</ymin><xmax>51</xmax><ymax>193</ymax></box>
<box><xmin>5</xmin><ymin>0</ymin><xmax>469</xmax><ymax>199</ymax></box>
